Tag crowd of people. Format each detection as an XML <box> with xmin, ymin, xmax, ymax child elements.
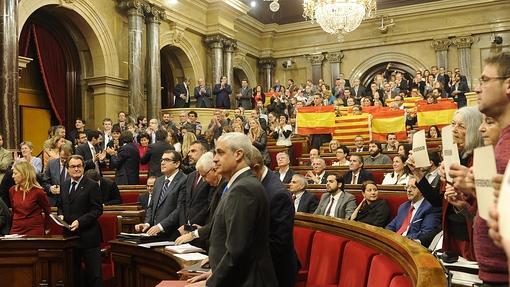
<box><xmin>0</xmin><ymin>53</ymin><xmax>509</xmax><ymax>286</ymax></box>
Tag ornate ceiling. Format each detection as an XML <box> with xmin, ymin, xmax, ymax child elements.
<box><xmin>241</xmin><ymin>0</ymin><xmax>441</xmax><ymax>25</ymax></box>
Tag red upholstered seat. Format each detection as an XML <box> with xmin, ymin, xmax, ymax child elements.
<box><xmin>379</xmin><ymin>193</ymin><xmax>408</xmax><ymax>218</ymax></box>
<box><xmin>98</xmin><ymin>214</ymin><xmax>119</xmax><ymax>283</ymax></box>
<box><xmin>293</xmin><ymin>227</ymin><xmax>316</xmax><ymax>283</ymax></box>
<box><xmin>337</xmin><ymin>241</ymin><xmax>378</xmax><ymax>287</ymax></box>
<box><xmin>120</xmin><ymin>191</ymin><xmax>140</xmax><ymax>204</ymax></box>
<box><xmin>306</xmin><ymin>231</ymin><xmax>349</xmax><ymax>287</ymax></box>
<box><xmin>389</xmin><ymin>274</ymin><xmax>413</xmax><ymax>287</ymax></box>
<box><xmin>372</xmin><ymin>171</ymin><xmax>385</xmax><ymax>184</ymax></box>
<box><xmin>367</xmin><ymin>254</ymin><xmax>405</xmax><ymax>287</ymax></box>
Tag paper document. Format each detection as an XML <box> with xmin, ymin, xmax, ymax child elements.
<box><xmin>50</xmin><ymin>214</ymin><xmax>71</xmax><ymax>229</ymax></box>
<box><xmin>165</xmin><ymin>243</ymin><xmax>205</xmax><ymax>254</ymax></box>
<box><xmin>473</xmin><ymin>146</ymin><xmax>497</xmax><ymax>220</ymax></box>
<box><xmin>0</xmin><ymin>234</ymin><xmax>25</xmax><ymax>239</ymax></box>
<box><xmin>442</xmin><ymin>125</ymin><xmax>461</xmax><ymax>183</ymax></box>
<box><xmin>120</xmin><ymin>232</ymin><xmax>151</xmax><ymax>237</ymax></box>
<box><xmin>412</xmin><ymin>130</ymin><xmax>430</xmax><ymax>168</ymax></box>
<box><xmin>498</xmin><ymin>159</ymin><xmax>510</xmax><ymax>240</ymax></box>
<box><xmin>173</xmin><ymin>253</ymin><xmax>208</xmax><ymax>261</ymax></box>
<box><xmin>138</xmin><ymin>241</ymin><xmax>175</xmax><ymax>248</ymax></box>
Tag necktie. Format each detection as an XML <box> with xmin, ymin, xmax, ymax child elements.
<box><xmin>157</xmin><ymin>179</ymin><xmax>170</xmax><ymax>207</ymax></box>
<box><xmin>59</xmin><ymin>164</ymin><xmax>66</xmax><ymax>184</ymax></box>
<box><xmin>147</xmin><ymin>194</ymin><xmax>152</xmax><ymax>207</ymax></box>
<box><xmin>70</xmin><ymin>182</ymin><xmax>77</xmax><ymax>195</ymax></box>
<box><xmin>192</xmin><ymin>173</ymin><xmax>200</xmax><ymax>191</ymax></box>
<box><xmin>292</xmin><ymin>194</ymin><xmax>297</xmax><ymax>201</ymax></box>
<box><xmin>397</xmin><ymin>205</ymin><xmax>415</xmax><ymax>235</ymax></box>
<box><xmin>221</xmin><ymin>185</ymin><xmax>229</xmax><ymax>197</ymax></box>
<box><xmin>325</xmin><ymin>197</ymin><xmax>335</xmax><ymax>216</ymax></box>
<box><xmin>351</xmin><ymin>174</ymin><xmax>358</xmax><ymax>184</ymax></box>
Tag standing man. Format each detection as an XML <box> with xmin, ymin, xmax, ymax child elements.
<box><xmin>237</xmin><ymin>79</ymin><xmax>253</xmax><ymax>110</ymax></box>
<box><xmin>174</xmin><ymin>78</ymin><xmax>191</xmax><ymax>108</ymax></box>
<box><xmin>113</xmin><ymin>111</ymin><xmax>128</xmax><ymax>132</ymax></box>
<box><xmin>68</xmin><ymin>118</ymin><xmax>87</xmax><ymax>145</ymax></box>
<box><xmin>140</xmin><ymin>129</ymin><xmax>173</xmax><ymax>177</ymax></box>
<box><xmin>194</xmin><ymin>78</ymin><xmax>212</xmax><ymax>108</ymax></box>
<box><xmin>213</xmin><ymin>75</ymin><xmax>232</xmax><ymax>109</ymax></box>
<box><xmin>206</xmin><ymin>132</ymin><xmax>278</xmax><ymax>286</ymax></box>
<box><xmin>108</xmin><ymin>131</ymin><xmax>140</xmax><ymax>185</ymax></box>
<box><xmin>181</xmin><ymin>141</ymin><xmax>208</xmax><ymax>174</ymax></box>
<box><xmin>75</xmin><ymin>130</ymin><xmax>105</xmax><ymax>171</ymax></box>
<box><xmin>43</xmin><ymin>144</ymin><xmax>72</xmax><ymax>206</ymax></box>
<box><xmin>57</xmin><ymin>155</ymin><xmax>103</xmax><ymax>287</ymax></box>
<box><xmin>314</xmin><ymin>174</ymin><xmax>356</xmax><ymax>219</ymax></box>
<box><xmin>100</xmin><ymin>118</ymin><xmax>113</xmax><ymax>150</ymax></box>
<box><xmin>0</xmin><ymin>133</ymin><xmax>13</xmax><ymax>183</ymax></box>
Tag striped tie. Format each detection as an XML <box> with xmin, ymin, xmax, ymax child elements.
<box><xmin>157</xmin><ymin>179</ymin><xmax>170</xmax><ymax>208</ymax></box>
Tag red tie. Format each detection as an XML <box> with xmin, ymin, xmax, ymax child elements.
<box><xmin>397</xmin><ymin>205</ymin><xmax>415</xmax><ymax>235</ymax></box>
<box><xmin>192</xmin><ymin>173</ymin><xmax>200</xmax><ymax>191</ymax></box>
<box><xmin>325</xmin><ymin>197</ymin><xmax>335</xmax><ymax>216</ymax></box>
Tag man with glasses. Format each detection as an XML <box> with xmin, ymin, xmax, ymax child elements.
<box><xmin>386</xmin><ymin>176</ymin><xmax>441</xmax><ymax>246</ymax></box>
<box><xmin>57</xmin><ymin>155</ymin><xmax>103</xmax><ymax>287</ymax></box>
<box><xmin>135</xmin><ymin>150</ymin><xmax>186</xmax><ymax>240</ymax></box>
<box><xmin>139</xmin><ymin>176</ymin><xmax>157</xmax><ymax>210</ymax></box>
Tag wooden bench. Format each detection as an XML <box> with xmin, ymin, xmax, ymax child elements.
<box><xmin>291</xmin><ymin>164</ymin><xmax>394</xmax><ymax>184</ymax></box>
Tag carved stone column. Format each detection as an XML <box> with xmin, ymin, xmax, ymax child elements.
<box><xmin>431</xmin><ymin>39</ymin><xmax>451</xmax><ymax>69</ymax></box>
<box><xmin>259</xmin><ymin>58</ymin><xmax>276</xmax><ymax>92</ymax></box>
<box><xmin>308</xmin><ymin>53</ymin><xmax>325</xmax><ymax>84</ymax></box>
<box><xmin>0</xmin><ymin>0</ymin><xmax>19</xmax><ymax>148</ymax></box>
<box><xmin>119</xmin><ymin>0</ymin><xmax>145</xmax><ymax>120</ymax></box>
<box><xmin>145</xmin><ymin>4</ymin><xmax>165</xmax><ymax>119</ymax></box>
<box><xmin>326</xmin><ymin>52</ymin><xmax>344</xmax><ymax>85</ymax></box>
<box><xmin>205</xmin><ymin>35</ymin><xmax>224</xmax><ymax>86</ymax></box>
<box><xmin>452</xmin><ymin>36</ymin><xmax>475</xmax><ymax>86</ymax></box>
<box><xmin>223</xmin><ymin>39</ymin><xmax>237</xmax><ymax>86</ymax></box>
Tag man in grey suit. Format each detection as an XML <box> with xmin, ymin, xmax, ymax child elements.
<box><xmin>314</xmin><ymin>174</ymin><xmax>356</xmax><ymax>219</ymax></box>
<box><xmin>236</xmin><ymin>79</ymin><xmax>253</xmax><ymax>110</ymax></box>
<box><xmin>135</xmin><ymin>150</ymin><xmax>187</xmax><ymax>240</ymax></box>
<box><xmin>43</xmin><ymin>144</ymin><xmax>73</xmax><ymax>206</ymax></box>
<box><xmin>194</xmin><ymin>78</ymin><xmax>212</xmax><ymax>108</ymax></box>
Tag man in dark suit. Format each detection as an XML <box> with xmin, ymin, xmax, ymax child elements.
<box><xmin>139</xmin><ymin>176</ymin><xmax>156</xmax><ymax>209</ymax></box>
<box><xmin>386</xmin><ymin>177</ymin><xmax>441</xmax><ymax>246</ymax></box>
<box><xmin>212</xmin><ymin>75</ymin><xmax>232</xmax><ymax>109</ymax></box>
<box><xmin>108</xmin><ymin>131</ymin><xmax>140</xmax><ymax>185</ymax></box>
<box><xmin>236</xmin><ymin>79</ymin><xmax>253</xmax><ymax>110</ymax></box>
<box><xmin>343</xmin><ymin>154</ymin><xmax>375</xmax><ymax>185</ymax></box>
<box><xmin>450</xmin><ymin>73</ymin><xmax>470</xmax><ymax>108</ymax></box>
<box><xmin>206</xmin><ymin>132</ymin><xmax>278</xmax><ymax>286</ymax></box>
<box><xmin>174</xmin><ymin>78</ymin><xmax>191</xmax><ymax>108</ymax></box>
<box><xmin>194</xmin><ymin>78</ymin><xmax>212</xmax><ymax>108</ymax></box>
<box><xmin>275</xmin><ymin>152</ymin><xmax>295</xmax><ymax>184</ymax></box>
<box><xmin>181</xmin><ymin>140</ymin><xmax>209</xmax><ymax>175</ymax></box>
<box><xmin>112</xmin><ymin>111</ymin><xmax>128</xmax><ymax>132</ymax></box>
<box><xmin>395</xmin><ymin>72</ymin><xmax>409</xmax><ymax>94</ymax></box>
<box><xmin>353</xmin><ymin>135</ymin><xmax>368</xmax><ymax>152</ymax></box>
<box><xmin>314</xmin><ymin>174</ymin><xmax>357</xmax><ymax>219</ymax></box>
<box><xmin>135</xmin><ymin>150</ymin><xmax>187</xmax><ymax>240</ymax></box>
<box><xmin>140</xmin><ymin>129</ymin><xmax>173</xmax><ymax>177</ymax></box>
<box><xmin>306</xmin><ymin>157</ymin><xmax>329</xmax><ymax>184</ymax></box>
<box><xmin>43</xmin><ymin>144</ymin><xmax>73</xmax><ymax>206</ymax></box>
<box><xmin>75</xmin><ymin>130</ymin><xmax>105</xmax><ymax>171</ymax></box>
<box><xmin>251</xmin><ymin>147</ymin><xmax>297</xmax><ymax>287</ymax></box>
<box><xmin>57</xmin><ymin>155</ymin><xmax>103</xmax><ymax>287</ymax></box>
<box><xmin>350</xmin><ymin>78</ymin><xmax>367</xmax><ymax>98</ymax></box>
<box><xmin>84</xmin><ymin>169</ymin><xmax>122</xmax><ymax>205</ymax></box>
<box><xmin>289</xmin><ymin>174</ymin><xmax>318</xmax><ymax>213</ymax></box>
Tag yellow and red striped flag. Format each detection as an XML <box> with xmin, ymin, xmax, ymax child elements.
<box><xmin>417</xmin><ymin>100</ymin><xmax>457</xmax><ymax>130</ymax></box>
<box><xmin>333</xmin><ymin>114</ymin><xmax>371</xmax><ymax>144</ymax></box>
<box><xmin>371</xmin><ymin>108</ymin><xmax>407</xmax><ymax>141</ymax></box>
<box><xmin>296</xmin><ymin>106</ymin><xmax>336</xmax><ymax>135</ymax></box>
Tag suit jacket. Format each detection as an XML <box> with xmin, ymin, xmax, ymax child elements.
<box><xmin>144</xmin><ymin>171</ymin><xmax>187</xmax><ymax>238</ymax></box>
<box><xmin>386</xmin><ymin>199</ymin><xmax>441</xmax><ymax>243</ymax></box>
<box><xmin>0</xmin><ymin>197</ymin><xmax>11</xmax><ymax>236</ymax></box>
<box><xmin>275</xmin><ymin>168</ymin><xmax>295</xmax><ymax>184</ymax></box>
<box><xmin>57</xmin><ymin>177</ymin><xmax>103</xmax><ymax>249</ymax></box>
<box><xmin>343</xmin><ymin>169</ymin><xmax>375</xmax><ymax>185</ymax></box>
<box><xmin>75</xmin><ymin>142</ymin><xmax>100</xmax><ymax>171</ymax></box>
<box><xmin>207</xmin><ymin>170</ymin><xmax>278</xmax><ymax>287</ymax></box>
<box><xmin>178</xmin><ymin>170</ymin><xmax>212</xmax><ymax>226</ymax></box>
<box><xmin>297</xmin><ymin>191</ymin><xmax>319</xmax><ymax>213</ymax></box>
<box><xmin>109</xmin><ymin>142</ymin><xmax>140</xmax><ymax>185</ymax></box>
<box><xmin>350</xmin><ymin>86</ymin><xmax>367</xmax><ymax>98</ymax></box>
<box><xmin>42</xmin><ymin>158</ymin><xmax>68</xmax><ymax>191</ymax></box>
<box><xmin>0</xmin><ymin>148</ymin><xmax>13</xmax><ymax>183</ymax></box>
<box><xmin>237</xmin><ymin>86</ymin><xmax>253</xmax><ymax>110</ymax></box>
<box><xmin>138</xmin><ymin>192</ymin><xmax>151</xmax><ymax>210</ymax></box>
<box><xmin>174</xmin><ymin>82</ymin><xmax>190</xmax><ymax>108</ymax></box>
<box><xmin>140</xmin><ymin>141</ymin><xmax>174</xmax><ymax>177</ymax></box>
<box><xmin>261</xmin><ymin>171</ymin><xmax>298</xmax><ymax>287</ymax></box>
<box><xmin>99</xmin><ymin>178</ymin><xmax>122</xmax><ymax>205</ymax></box>
<box><xmin>194</xmin><ymin>85</ymin><xmax>212</xmax><ymax>108</ymax></box>
<box><xmin>314</xmin><ymin>191</ymin><xmax>357</xmax><ymax>219</ymax></box>
<box><xmin>307</xmin><ymin>171</ymin><xmax>329</xmax><ymax>185</ymax></box>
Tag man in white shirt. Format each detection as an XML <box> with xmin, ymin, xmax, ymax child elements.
<box><xmin>275</xmin><ymin>152</ymin><xmax>295</xmax><ymax>184</ymax></box>
<box><xmin>306</xmin><ymin>158</ymin><xmax>328</xmax><ymax>184</ymax></box>
<box><xmin>289</xmin><ymin>174</ymin><xmax>318</xmax><ymax>214</ymax></box>
<box><xmin>314</xmin><ymin>174</ymin><xmax>356</xmax><ymax>219</ymax></box>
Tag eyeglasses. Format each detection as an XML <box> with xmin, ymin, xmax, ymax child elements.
<box><xmin>160</xmin><ymin>158</ymin><xmax>175</xmax><ymax>163</ymax></box>
<box><xmin>478</xmin><ymin>75</ymin><xmax>509</xmax><ymax>85</ymax></box>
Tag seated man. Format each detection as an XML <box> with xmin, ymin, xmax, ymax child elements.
<box><xmin>139</xmin><ymin>176</ymin><xmax>157</xmax><ymax>210</ymax></box>
<box><xmin>353</xmin><ymin>135</ymin><xmax>367</xmax><ymax>152</ymax></box>
<box><xmin>289</xmin><ymin>174</ymin><xmax>318</xmax><ymax>214</ymax></box>
<box><xmin>84</xmin><ymin>169</ymin><xmax>122</xmax><ymax>205</ymax></box>
<box><xmin>364</xmin><ymin>141</ymin><xmax>392</xmax><ymax>165</ymax></box>
<box><xmin>343</xmin><ymin>154</ymin><xmax>375</xmax><ymax>185</ymax></box>
<box><xmin>306</xmin><ymin>157</ymin><xmax>328</xmax><ymax>184</ymax></box>
<box><xmin>384</xmin><ymin>133</ymin><xmax>399</xmax><ymax>152</ymax></box>
<box><xmin>386</xmin><ymin>176</ymin><xmax>441</xmax><ymax>246</ymax></box>
<box><xmin>275</xmin><ymin>152</ymin><xmax>295</xmax><ymax>184</ymax></box>
<box><xmin>308</xmin><ymin>148</ymin><xmax>319</xmax><ymax>164</ymax></box>
<box><xmin>314</xmin><ymin>174</ymin><xmax>356</xmax><ymax>219</ymax></box>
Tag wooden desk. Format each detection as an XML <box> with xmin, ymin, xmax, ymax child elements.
<box><xmin>0</xmin><ymin>236</ymin><xmax>78</xmax><ymax>287</ymax></box>
<box><xmin>111</xmin><ymin>240</ymin><xmax>197</xmax><ymax>287</ymax></box>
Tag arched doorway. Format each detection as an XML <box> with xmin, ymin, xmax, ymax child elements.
<box><xmin>160</xmin><ymin>45</ymin><xmax>195</xmax><ymax>108</ymax></box>
<box><xmin>359</xmin><ymin>62</ymin><xmax>416</xmax><ymax>88</ymax></box>
<box><xmin>233</xmin><ymin>68</ymin><xmax>249</xmax><ymax>95</ymax></box>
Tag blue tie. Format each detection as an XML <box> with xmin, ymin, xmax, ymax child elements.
<box><xmin>221</xmin><ymin>185</ymin><xmax>229</xmax><ymax>197</ymax></box>
<box><xmin>157</xmin><ymin>179</ymin><xmax>170</xmax><ymax>207</ymax></box>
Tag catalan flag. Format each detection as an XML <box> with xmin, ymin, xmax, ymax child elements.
<box><xmin>371</xmin><ymin>109</ymin><xmax>407</xmax><ymax>141</ymax></box>
<box><xmin>333</xmin><ymin>114</ymin><xmax>371</xmax><ymax>144</ymax></box>
<box><xmin>296</xmin><ymin>106</ymin><xmax>336</xmax><ymax>135</ymax></box>
<box><xmin>417</xmin><ymin>100</ymin><xmax>457</xmax><ymax>130</ymax></box>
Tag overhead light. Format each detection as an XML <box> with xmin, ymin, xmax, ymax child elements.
<box><xmin>250</xmin><ymin>1</ymin><xmax>256</xmax><ymax>8</ymax></box>
<box><xmin>269</xmin><ymin>0</ymin><xmax>280</xmax><ymax>12</ymax></box>
<box><xmin>166</xmin><ymin>0</ymin><xmax>177</xmax><ymax>5</ymax></box>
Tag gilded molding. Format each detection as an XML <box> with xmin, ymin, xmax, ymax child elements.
<box><xmin>326</xmin><ymin>52</ymin><xmax>344</xmax><ymax>63</ymax></box>
<box><xmin>308</xmin><ymin>53</ymin><xmax>325</xmax><ymax>66</ymax></box>
<box><xmin>430</xmin><ymin>39</ymin><xmax>451</xmax><ymax>51</ymax></box>
<box><xmin>452</xmin><ymin>36</ymin><xmax>475</xmax><ymax>49</ymax></box>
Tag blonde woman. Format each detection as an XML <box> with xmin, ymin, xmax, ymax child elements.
<box><xmin>249</xmin><ymin>119</ymin><xmax>270</xmax><ymax>165</ymax></box>
<box><xmin>181</xmin><ymin>130</ymin><xmax>197</xmax><ymax>158</ymax></box>
<box><xmin>43</xmin><ymin>135</ymin><xmax>67</xmax><ymax>169</ymax></box>
<box><xmin>9</xmin><ymin>162</ymin><xmax>51</xmax><ymax>236</ymax></box>
<box><xmin>16</xmin><ymin>141</ymin><xmax>42</xmax><ymax>174</ymax></box>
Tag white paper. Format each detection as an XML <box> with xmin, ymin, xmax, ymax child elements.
<box><xmin>473</xmin><ymin>146</ymin><xmax>497</xmax><ymax>220</ymax></box>
<box><xmin>442</xmin><ymin>125</ymin><xmax>461</xmax><ymax>183</ymax></box>
<box><xmin>138</xmin><ymin>241</ymin><xmax>175</xmax><ymax>248</ymax></box>
<box><xmin>165</xmin><ymin>243</ymin><xmax>205</xmax><ymax>254</ymax></box>
<box><xmin>120</xmin><ymin>232</ymin><xmax>151</xmax><ymax>237</ymax></box>
<box><xmin>498</xmin><ymin>159</ymin><xmax>510</xmax><ymax>240</ymax></box>
<box><xmin>412</xmin><ymin>130</ymin><xmax>430</xmax><ymax>168</ymax></box>
<box><xmin>173</xmin><ymin>253</ymin><xmax>208</xmax><ymax>261</ymax></box>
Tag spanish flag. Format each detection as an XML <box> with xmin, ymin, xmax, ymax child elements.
<box><xmin>296</xmin><ymin>106</ymin><xmax>336</xmax><ymax>135</ymax></box>
<box><xmin>333</xmin><ymin>114</ymin><xmax>371</xmax><ymax>144</ymax></box>
<box><xmin>417</xmin><ymin>100</ymin><xmax>457</xmax><ymax>129</ymax></box>
<box><xmin>371</xmin><ymin>109</ymin><xmax>407</xmax><ymax>141</ymax></box>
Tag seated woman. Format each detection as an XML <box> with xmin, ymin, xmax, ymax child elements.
<box><xmin>397</xmin><ymin>143</ymin><xmax>411</xmax><ymax>158</ymax></box>
<box><xmin>382</xmin><ymin>154</ymin><xmax>410</xmax><ymax>185</ymax></box>
<box><xmin>43</xmin><ymin>135</ymin><xmax>67</xmax><ymax>169</ymax></box>
<box><xmin>9</xmin><ymin>162</ymin><xmax>51</xmax><ymax>236</ymax></box>
<box><xmin>350</xmin><ymin>181</ymin><xmax>391</xmax><ymax>227</ymax></box>
<box><xmin>427</xmin><ymin>125</ymin><xmax>440</xmax><ymax>138</ymax></box>
<box><xmin>16</xmin><ymin>141</ymin><xmax>42</xmax><ymax>174</ymax></box>
<box><xmin>332</xmin><ymin>146</ymin><xmax>350</xmax><ymax>166</ymax></box>
<box><xmin>328</xmin><ymin>139</ymin><xmax>340</xmax><ymax>153</ymax></box>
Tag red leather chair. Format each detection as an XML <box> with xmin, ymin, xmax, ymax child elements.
<box><xmin>293</xmin><ymin>227</ymin><xmax>316</xmax><ymax>285</ymax></box>
<box><xmin>120</xmin><ymin>192</ymin><xmax>140</xmax><ymax>204</ymax></box>
<box><xmin>337</xmin><ymin>241</ymin><xmax>378</xmax><ymax>287</ymax></box>
<box><xmin>389</xmin><ymin>274</ymin><xmax>413</xmax><ymax>287</ymax></box>
<box><xmin>98</xmin><ymin>214</ymin><xmax>119</xmax><ymax>286</ymax></box>
<box><xmin>366</xmin><ymin>254</ymin><xmax>405</xmax><ymax>287</ymax></box>
<box><xmin>379</xmin><ymin>193</ymin><xmax>408</xmax><ymax>218</ymax></box>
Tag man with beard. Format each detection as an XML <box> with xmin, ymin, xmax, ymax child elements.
<box><xmin>364</xmin><ymin>141</ymin><xmax>392</xmax><ymax>165</ymax></box>
<box><xmin>314</xmin><ymin>173</ymin><xmax>356</xmax><ymax>219</ymax></box>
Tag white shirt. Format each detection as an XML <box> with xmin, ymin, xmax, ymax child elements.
<box><xmin>326</xmin><ymin>191</ymin><xmax>343</xmax><ymax>217</ymax></box>
<box><xmin>260</xmin><ymin>166</ymin><xmax>269</xmax><ymax>182</ymax></box>
<box><xmin>226</xmin><ymin>166</ymin><xmax>251</xmax><ymax>190</ymax></box>
<box><xmin>156</xmin><ymin>170</ymin><xmax>179</xmax><ymax>231</ymax></box>
<box><xmin>426</xmin><ymin>168</ymin><xmax>439</xmax><ymax>185</ymax></box>
<box><xmin>350</xmin><ymin>171</ymin><xmax>361</xmax><ymax>184</ymax></box>
<box><xmin>382</xmin><ymin>172</ymin><xmax>409</xmax><ymax>185</ymax></box>
<box><xmin>402</xmin><ymin>197</ymin><xmax>425</xmax><ymax>236</ymax></box>
<box><xmin>293</xmin><ymin>191</ymin><xmax>305</xmax><ymax>212</ymax></box>
<box><xmin>279</xmin><ymin>167</ymin><xmax>289</xmax><ymax>182</ymax></box>
<box><xmin>275</xmin><ymin>124</ymin><xmax>293</xmax><ymax>147</ymax></box>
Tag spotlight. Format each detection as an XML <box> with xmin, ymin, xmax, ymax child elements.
<box><xmin>250</xmin><ymin>1</ymin><xmax>256</xmax><ymax>8</ymax></box>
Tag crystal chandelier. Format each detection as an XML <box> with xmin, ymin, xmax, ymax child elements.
<box><xmin>303</xmin><ymin>0</ymin><xmax>377</xmax><ymax>41</ymax></box>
